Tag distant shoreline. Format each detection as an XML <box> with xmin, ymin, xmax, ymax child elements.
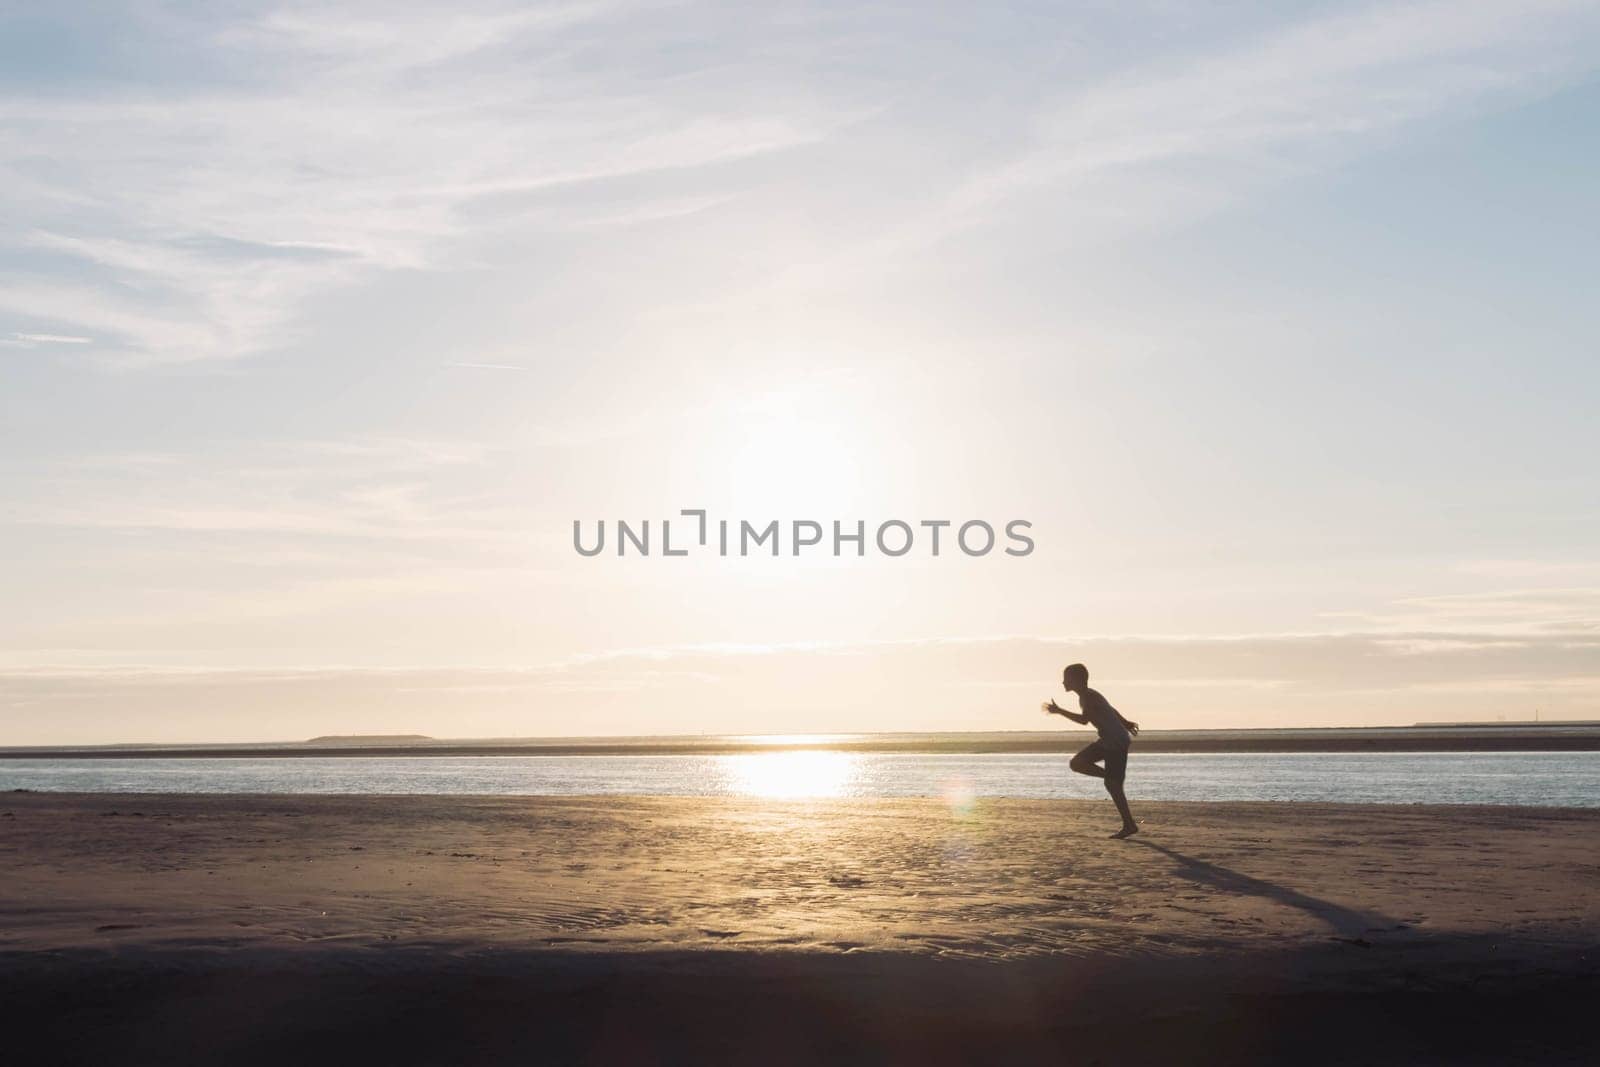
<box><xmin>6</xmin><ymin>724</ymin><xmax>1600</xmax><ymax>758</ymax></box>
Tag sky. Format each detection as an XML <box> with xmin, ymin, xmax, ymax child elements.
<box><xmin>3</xmin><ymin>0</ymin><xmax>1599</xmax><ymax>744</ymax></box>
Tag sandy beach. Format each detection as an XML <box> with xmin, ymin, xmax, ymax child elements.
<box><xmin>4</xmin><ymin>792</ymin><xmax>1598</xmax><ymax>1064</ymax></box>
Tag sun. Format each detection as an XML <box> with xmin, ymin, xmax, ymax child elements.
<box><xmin>693</xmin><ymin>381</ymin><xmax>886</xmax><ymax>515</ymax></box>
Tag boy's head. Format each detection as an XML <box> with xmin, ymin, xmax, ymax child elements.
<box><xmin>1062</xmin><ymin>663</ymin><xmax>1089</xmax><ymax>692</ymax></box>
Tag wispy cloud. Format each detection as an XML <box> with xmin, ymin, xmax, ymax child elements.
<box><xmin>5</xmin><ymin>629</ymin><xmax>1598</xmax><ymax>742</ymax></box>
<box><xmin>640</xmin><ymin>0</ymin><xmax>1600</xmax><ymax>314</ymax></box>
<box><xmin>945</xmin><ymin>0</ymin><xmax>1600</xmax><ymax>233</ymax></box>
<box><xmin>1328</xmin><ymin>588</ymin><xmax>1600</xmax><ymax>634</ymax></box>
<box><xmin>2</xmin><ymin>434</ymin><xmax>524</xmax><ymax>541</ymax></box>
<box><xmin>0</xmin><ymin>2</ymin><xmax>860</xmax><ymax>367</ymax></box>
<box><xmin>6</xmin><ymin>2</ymin><xmax>1598</xmax><ymax>367</ymax></box>
<box><xmin>12</xmin><ymin>332</ymin><xmax>93</xmax><ymax>345</ymax></box>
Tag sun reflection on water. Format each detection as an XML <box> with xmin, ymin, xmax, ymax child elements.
<box><xmin>719</xmin><ymin>751</ymin><xmax>860</xmax><ymax>798</ymax></box>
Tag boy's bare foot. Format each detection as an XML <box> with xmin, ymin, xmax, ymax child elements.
<box><xmin>1110</xmin><ymin>825</ymin><xmax>1140</xmax><ymax>839</ymax></box>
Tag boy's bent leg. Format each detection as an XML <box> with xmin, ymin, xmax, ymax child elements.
<box><xmin>1070</xmin><ymin>741</ymin><xmax>1108</xmax><ymax>779</ymax></box>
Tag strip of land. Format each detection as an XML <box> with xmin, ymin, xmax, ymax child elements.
<box><xmin>5</xmin><ymin>723</ymin><xmax>1600</xmax><ymax>758</ymax></box>
<box><xmin>3</xmin><ymin>793</ymin><xmax>1597</xmax><ymax>1064</ymax></box>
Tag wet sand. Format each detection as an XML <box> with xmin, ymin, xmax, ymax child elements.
<box><xmin>3</xmin><ymin>793</ymin><xmax>1598</xmax><ymax>1064</ymax></box>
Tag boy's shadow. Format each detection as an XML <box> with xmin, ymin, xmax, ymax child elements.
<box><xmin>1132</xmin><ymin>840</ymin><xmax>1392</xmax><ymax>938</ymax></box>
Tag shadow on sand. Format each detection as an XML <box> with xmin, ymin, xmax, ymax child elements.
<box><xmin>1133</xmin><ymin>840</ymin><xmax>1392</xmax><ymax>938</ymax></box>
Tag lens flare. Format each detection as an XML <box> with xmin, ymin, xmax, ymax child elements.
<box><xmin>943</xmin><ymin>776</ymin><xmax>976</xmax><ymax>818</ymax></box>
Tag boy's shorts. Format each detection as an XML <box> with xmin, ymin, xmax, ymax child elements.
<box><xmin>1077</xmin><ymin>739</ymin><xmax>1129</xmax><ymax>786</ymax></box>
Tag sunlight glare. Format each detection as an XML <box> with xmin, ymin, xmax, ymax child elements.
<box><xmin>720</xmin><ymin>750</ymin><xmax>860</xmax><ymax>799</ymax></box>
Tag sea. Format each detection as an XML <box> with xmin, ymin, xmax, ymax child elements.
<box><xmin>3</xmin><ymin>751</ymin><xmax>1599</xmax><ymax>807</ymax></box>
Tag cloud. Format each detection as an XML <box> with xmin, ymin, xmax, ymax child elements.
<box><xmin>3</xmin><ymin>434</ymin><xmax>524</xmax><ymax>541</ymax></box>
<box><xmin>1456</xmin><ymin>559</ymin><xmax>1600</xmax><ymax>579</ymax></box>
<box><xmin>12</xmin><ymin>332</ymin><xmax>93</xmax><ymax>344</ymax></box>
<box><xmin>5</xmin><ymin>629</ymin><xmax>1597</xmax><ymax>743</ymax></box>
<box><xmin>0</xmin><ymin>2</ymin><xmax>860</xmax><ymax>366</ymax></box>
<box><xmin>1329</xmin><ymin>588</ymin><xmax>1600</xmax><ymax>634</ymax></box>
<box><xmin>637</xmin><ymin>1</ymin><xmax>1600</xmax><ymax>315</ymax></box>
<box><xmin>946</xmin><ymin>0</ymin><xmax>1600</xmax><ymax>231</ymax></box>
<box><xmin>540</xmin><ymin>629</ymin><xmax>1600</xmax><ymax>689</ymax></box>
<box><xmin>8</xmin><ymin>3</ymin><xmax>1597</xmax><ymax>367</ymax></box>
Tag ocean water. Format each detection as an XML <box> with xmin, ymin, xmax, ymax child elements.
<box><xmin>2</xmin><ymin>751</ymin><xmax>1599</xmax><ymax>807</ymax></box>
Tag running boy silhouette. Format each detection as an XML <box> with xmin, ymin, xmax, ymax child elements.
<box><xmin>1044</xmin><ymin>663</ymin><xmax>1141</xmax><ymax>838</ymax></box>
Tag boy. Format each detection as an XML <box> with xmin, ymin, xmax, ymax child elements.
<box><xmin>1044</xmin><ymin>663</ymin><xmax>1141</xmax><ymax>838</ymax></box>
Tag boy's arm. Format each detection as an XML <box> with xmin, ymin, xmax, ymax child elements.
<box><xmin>1096</xmin><ymin>693</ymin><xmax>1140</xmax><ymax>734</ymax></box>
<box><xmin>1043</xmin><ymin>700</ymin><xmax>1089</xmax><ymax>725</ymax></box>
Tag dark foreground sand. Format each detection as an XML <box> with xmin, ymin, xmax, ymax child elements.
<box><xmin>2</xmin><ymin>793</ymin><xmax>1597</xmax><ymax>1064</ymax></box>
